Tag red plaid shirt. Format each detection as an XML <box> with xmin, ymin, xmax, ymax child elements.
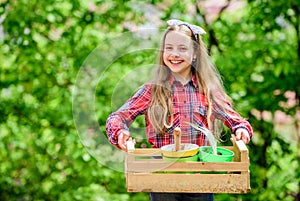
<box><xmin>106</xmin><ymin>76</ymin><xmax>253</xmax><ymax>148</ymax></box>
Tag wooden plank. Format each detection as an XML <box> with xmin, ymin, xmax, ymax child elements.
<box><xmin>127</xmin><ymin>161</ymin><xmax>249</xmax><ymax>172</ymax></box>
<box><xmin>234</xmin><ymin>140</ymin><xmax>249</xmax><ymax>163</ymax></box>
<box><xmin>235</xmin><ymin>140</ymin><xmax>248</xmax><ymax>152</ymax></box>
<box><xmin>127</xmin><ymin>173</ymin><xmax>250</xmax><ymax>193</ymax></box>
<box><xmin>129</xmin><ymin>148</ymin><xmax>162</xmax><ymax>156</ymax></box>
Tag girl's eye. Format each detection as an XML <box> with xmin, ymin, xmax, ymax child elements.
<box><xmin>179</xmin><ymin>47</ymin><xmax>188</xmax><ymax>51</ymax></box>
<box><xmin>165</xmin><ymin>46</ymin><xmax>172</xmax><ymax>50</ymax></box>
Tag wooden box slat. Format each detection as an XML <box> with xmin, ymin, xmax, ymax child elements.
<box><xmin>127</xmin><ymin>161</ymin><xmax>249</xmax><ymax>172</ymax></box>
<box><xmin>126</xmin><ymin>173</ymin><xmax>250</xmax><ymax>193</ymax></box>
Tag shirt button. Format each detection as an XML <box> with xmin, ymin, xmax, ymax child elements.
<box><xmin>184</xmin><ymin>100</ymin><xmax>186</xmax><ymax>103</ymax></box>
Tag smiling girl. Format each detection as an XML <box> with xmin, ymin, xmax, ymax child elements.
<box><xmin>106</xmin><ymin>19</ymin><xmax>253</xmax><ymax>201</ymax></box>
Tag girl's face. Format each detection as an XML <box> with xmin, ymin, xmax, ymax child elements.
<box><xmin>163</xmin><ymin>31</ymin><xmax>194</xmax><ymax>82</ymax></box>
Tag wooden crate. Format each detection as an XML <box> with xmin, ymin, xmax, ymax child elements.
<box><xmin>125</xmin><ymin>140</ymin><xmax>250</xmax><ymax>193</ymax></box>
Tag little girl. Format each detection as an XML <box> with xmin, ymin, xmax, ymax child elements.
<box><xmin>106</xmin><ymin>19</ymin><xmax>253</xmax><ymax>201</ymax></box>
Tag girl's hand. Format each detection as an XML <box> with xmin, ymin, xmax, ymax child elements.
<box><xmin>118</xmin><ymin>130</ymin><xmax>130</xmax><ymax>151</ymax></box>
<box><xmin>234</xmin><ymin>128</ymin><xmax>250</xmax><ymax>144</ymax></box>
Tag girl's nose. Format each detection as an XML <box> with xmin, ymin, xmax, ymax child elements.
<box><xmin>170</xmin><ymin>51</ymin><xmax>180</xmax><ymax>57</ymax></box>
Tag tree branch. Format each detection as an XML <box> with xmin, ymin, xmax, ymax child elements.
<box><xmin>195</xmin><ymin>0</ymin><xmax>232</xmax><ymax>54</ymax></box>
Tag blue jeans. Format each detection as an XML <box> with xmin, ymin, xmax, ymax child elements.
<box><xmin>150</xmin><ymin>193</ymin><xmax>214</xmax><ymax>201</ymax></box>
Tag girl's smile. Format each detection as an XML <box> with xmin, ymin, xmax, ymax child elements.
<box><xmin>169</xmin><ymin>59</ymin><xmax>184</xmax><ymax>65</ymax></box>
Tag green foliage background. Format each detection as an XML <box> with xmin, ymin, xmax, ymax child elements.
<box><xmin>0</xmin><ymin>0</ymin><xmax>299</xmax><ymax>200</ymax></box>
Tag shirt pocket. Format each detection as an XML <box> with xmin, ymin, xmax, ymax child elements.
<box><xmin>192</xmin><ymin>104</ymin><xmax>208</xmax><ymax>127</ymax></box>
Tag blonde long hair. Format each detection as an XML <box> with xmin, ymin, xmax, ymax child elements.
<box><xmin>148</xmin><ymin>25</ymin><xmax>233</xmax><ymax>135</ymax></box>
